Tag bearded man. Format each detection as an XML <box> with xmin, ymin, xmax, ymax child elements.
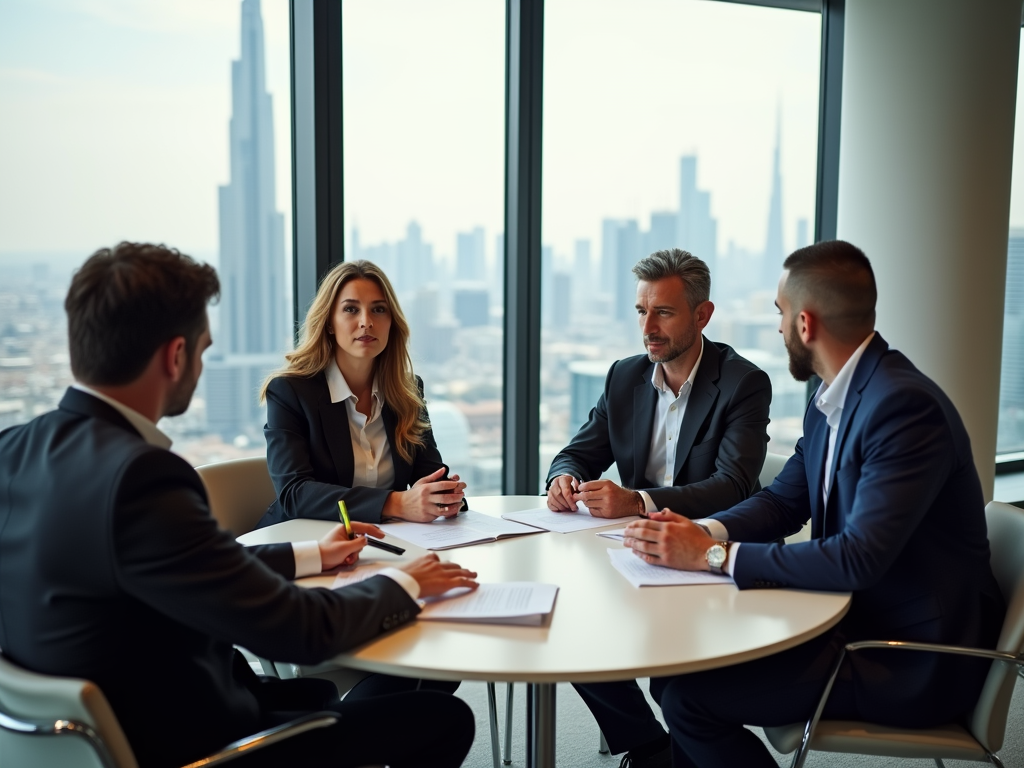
<box><xmin>622</xmin><ymin>240</ymin><xmax>1003</xmax><ymax>768</ymax></box>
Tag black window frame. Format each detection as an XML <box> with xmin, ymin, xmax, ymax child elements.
<box><xmin>289</xmin><ymin>0</ymin><xmax>843</xmax><ymax>493</ymax></box>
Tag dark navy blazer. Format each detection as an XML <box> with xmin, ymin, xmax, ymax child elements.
<box><xmin>710</xmin><ymin>333</ymin><xmax>1004</xmax><ymax>724</ymax></box>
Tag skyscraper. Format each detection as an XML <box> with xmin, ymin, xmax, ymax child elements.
<box><xmin>677</xmin><ymin>156</ymin><xmax>718</xmax><ymax>281</ymax></box>
<box><xmin>456</xmin><ymin>226</ymin><xmax>486</xmax><ymax>281</ymax></box>
<box><xmin>218</xmin><ymin>0</ymin><xmax>286</xmax><ymax>356</ymax></box>
<box><xmin>646</xmin><ymin>211</ymin><xmax>678</xmax><ymax>254</ymax></box>
<box><xmin>208</xmin><ymin>0</ymin><xmax>287</xmax><ymax>441</ymax></box>
<box><xmin>763</xmin><ymin>114</ymin><xmax>785</xmax><ymax>285</ymax></box>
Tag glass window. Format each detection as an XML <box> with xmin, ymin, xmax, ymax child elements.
<box><xmin>540</xmin><ymin>0</ymin><xmax>822</xmax><ymax>485</ymax></box>
<box><xmin>0</xmin><ymin>1</ymin><xmax>292</xmax><ymax>464</ymax></box>
<box><xmin>998</xmin><ymin>29</ymin><xmax>1024</xmax><ymax>459</ymax></box>
<box><xmin>343</xmin><ymin>0</ymin><xmax>506</xmax><ymax>494</ymax></box>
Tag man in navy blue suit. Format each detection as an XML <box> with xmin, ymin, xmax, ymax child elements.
<box><xmin>622</xmin><ymin>240</ymin><xmax>1004</xmax><ymax>768</ymax></box>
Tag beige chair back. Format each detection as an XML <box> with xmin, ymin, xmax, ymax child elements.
<box><xmin>969</xmin><ymin>501</ymin><xmax>1024</xmax><ymax>752</ymax></box>
<box><xmin>196</xmin><ymin>456</ymin><xmax>278</xmax><ymax>536</ymax></box>
<box><xmin>758</xmin><ymin>452</ymin><xmax>789</xmax><ymax>489</ymax></box>
<box><xmin>0</xmin><ymin>654</ymin><xmax>137</xmax><ymax>768</ymax></box>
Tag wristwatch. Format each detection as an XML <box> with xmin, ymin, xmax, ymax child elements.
<box><xmin>706</xmin><ymin>541</ymin><xmax>731</xmax><ymax>574</ymax></box>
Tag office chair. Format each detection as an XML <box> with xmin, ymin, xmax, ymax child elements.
<box><xmin>195</xmin><ymin>455</ymin><xmax>278</xmax><ymax>537</ymax></box>
<box><xmin>763</xmin><ymin>500</ymin><xmax>1024</xmax><ymax>768</ymax></box>
<box><xmin>0</xmin><ymin>653</ymin><xmax>358</xmax><ymax>768</ymax></box>
<box><xmin>758</xmin><ymin>451</ymin><xmax>810</xmax><ymax>544</ymax></box>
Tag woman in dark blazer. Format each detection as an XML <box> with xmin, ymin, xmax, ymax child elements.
<box><xmin>256</xmin><ymin>259</ymin><xmax>467</xmax><ymax>699</ymax></box>
<box><xmin>258</xmin><ymin>259</ymin><xmax>467</xmax><ymax>528</ymax></box>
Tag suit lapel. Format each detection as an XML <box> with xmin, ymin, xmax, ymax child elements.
<box><xmin>805</xmin><ymin>406</ymin><xmax>829</xmax><ymax>539</ymax></box>
<box><xmin>318</xmin><ymin>375</ymin><xmax>356</xmax><ymax>487</ymax></box>
<box><xmin>673</xmin><ymin>338</ymin><xmax>720</xmax><ymax>480</ymax></box>
<box><xmin>831</xmin><ymin>334</ymin><xmax>887</xmax><ymax>477</ymax></box>
<box><xmin>632</xmin><ymin>363</ymin><xmax>657</xmax><ymax>485</ymax></box>
<box><xmin>814</xmin><ymin>333</ymin><xmax>889</xmax><ymax>537</ymax></box>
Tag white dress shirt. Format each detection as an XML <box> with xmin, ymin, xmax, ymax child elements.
<box><xmin>694</xmin><ymin>331</ymin><xmax>875</xmax><ymax>576</ymax></box>
<box><xmin>638</xmin><ymin>337</ymin><xmax>704</xmax><ymax>514</ymax></box>
<box><xmin>71</xmin><ymin>384</ymin><xmax>419</xmax><ymax>597</ymax></box>
<box><xmin>325</xmin><ymin>361</ymin><xmax>396</xmax><ymax>490</ymax></box>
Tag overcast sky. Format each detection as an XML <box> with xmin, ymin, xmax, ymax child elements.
<box><xmin>2</xmin><ymin>0</ymin><xmax>1024</xmax><ymax>269</ymax></box>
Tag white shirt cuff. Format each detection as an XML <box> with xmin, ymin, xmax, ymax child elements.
<box><xmin>725</xmin><ymin>543</ymin><xmax>739</xmax><ymax>577</ymax></box>
<box><xmin>377</xmin><ymin>567</ymin><xmax>420</xmax><ymax>601</ymax></box>
<box><xmin>638</xmin><ymin>491</ymin><xmax>658</xmax><ymax>514</ymax></box>
<box><xmin>292</xmin><ymin>541</ymin><xmax>323</xmax><ymax>578</ymax></box>
<box><xmin>695</xmin><ymin>518</ymin><xmax>729</xmax><ymax>541</ymax></box>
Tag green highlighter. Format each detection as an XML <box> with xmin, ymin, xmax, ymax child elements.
<box><xmin>338</xmin><ymin>500</ymin><xmax>354</xmax><ymax>539</ymax></box>
<box><xmin>337</xmin><ymin>500</ymin><xmax>406</xmax><ymax>555</ymax></box>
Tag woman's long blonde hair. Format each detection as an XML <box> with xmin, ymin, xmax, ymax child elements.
<box><xmin>260</xmin><ymin>260</ymin><xmax>428</xmax><ymax>463</ymax></box>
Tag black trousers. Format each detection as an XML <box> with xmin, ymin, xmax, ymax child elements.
<box><xmin>232</xmin><ymin>673</ymin><xmax>473</xmax><ymax>768</ymax></box>
<box><xmin>652</xmin><ymin>628</ymin><xmax>861</xmax><ymax>768</ymax></box>
<box><xmin>571</xmin><ymin>680</ymin><xmax>667</xmax><ymax>755</ymax></box>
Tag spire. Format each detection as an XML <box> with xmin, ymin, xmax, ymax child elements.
<box><xmin>763</xmin><ymin>105</ymin><xmax>784</xmax><ymax>285</ymax></box>
<box><xmin>218</xmin><ymin>0</ymin><xmax>286</xmax><ymax>355</ymax></box>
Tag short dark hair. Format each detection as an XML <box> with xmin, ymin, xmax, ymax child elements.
<box><xmin>782</xmin><ymin>240</ymin><xmax>876</xmax><ymax>343</ymax></box>
<box><xmin>65</xmin><ymin>242</ymin><xmax>220</xmax><ymax>385</ymax></box>
<box><xmin>632</xmin><ymin>249</ymin><xmax>711</xmax><ymax>309</ymax></box>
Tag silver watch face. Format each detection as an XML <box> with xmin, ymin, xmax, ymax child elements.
<box><xmin>707</xmin><ymin>543</ymin><xmax>726</xmax><ymax>569</ymax></box>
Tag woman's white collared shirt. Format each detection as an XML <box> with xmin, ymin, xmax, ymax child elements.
<box><xmin>325</xmin><ymin>362</ymin><xmax>396</xmax><ymax>489</ymax></box>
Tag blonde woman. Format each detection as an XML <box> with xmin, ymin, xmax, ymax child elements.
<box><xmin>257</xmin><ymin>260</ymin><xmax>467</xmax><ymax>530</ymax></box>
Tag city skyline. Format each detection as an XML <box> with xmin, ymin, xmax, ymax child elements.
<box><xmin>2</xmin><ymin>0</ymin><xmax>1024</xmax><ymax>483</ymax></box>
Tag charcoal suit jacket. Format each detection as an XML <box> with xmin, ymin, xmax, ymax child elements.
<box><xmin>0</xmin><ymin>388</ymin><xmax>419</xmax><ymax>768</ymax></box>
<box><xmin>260</xmin><ymin>372</ymin><xmax>459</xmax><ymax>527</ymax></box>
<box><xmin>546</xmin><ymin>338</ymin><xmax>772</xmax><ymax>516</ymax></box>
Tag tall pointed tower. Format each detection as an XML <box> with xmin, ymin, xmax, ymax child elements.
<box><xmin>207</xmin><ymin>0</ymin><xmax>287</xmax><ymax>442</ymax></box>
<box><xmin>763</xmin><ymin>110</ymin><xmax>785</xmax><ymax>286</ymax></box>
<box><xmin>218</xmin><ymin>0</ymin><xmax>286</xmax><ymax>355</ymax></box>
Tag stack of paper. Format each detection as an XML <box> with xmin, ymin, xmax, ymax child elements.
<box><xmin>379</xmin><ymin>510</ymin><xmax>542</xmax><ymax>550</ymax></box>
<box><xmin>331</xmin><ymin>561</ymin><xmax>388</xmax><ymax>589</ymax></box>
<box><xmin>502</xmin><ymin>504</ymin><xmax>639</xmax><ymax>534</ymax></box>
<box><xmin>419</xmin><ymin>582</ymin><xmax>559</xmax><ymax>626</ymax></box>
<box><xmin>607</xmin><ymin>548</ymin><xmax>734</xmax><ymax>587</ymax></box>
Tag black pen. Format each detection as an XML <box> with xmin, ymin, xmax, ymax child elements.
<box><xmin>338</xmin><ymin>500</ymin><xmax>406</xmax><ymax>555</ymax></box>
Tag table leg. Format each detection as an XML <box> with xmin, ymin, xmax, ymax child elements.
<box><xmin>525</xmin><ymin>682</ymin><xmax>556</xmax><ymax>768</ymax></box>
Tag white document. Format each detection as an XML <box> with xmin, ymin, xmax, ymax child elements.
<box><xmin>502</xmin><ymin>503</ymin><xmax>639</xmax><ymax>534</ymax></box>
<box><xmin>330</xmin><ymin>561</ymin><xmax>389</xmax><ymax>589</ymax></box>
<box><xmin>607</xmin><ymin>548</ymin><xmax>734</xmax><ymax>587</ymax></box>
<box><xmin>379</xmin><ymin>510</ymin><xmax>542</xmax><ymax>550</ymax></box>
<box><xmin>418</xmin><ymin>582</ymin><xmax>559</xmax><ymax>626</ymax></box>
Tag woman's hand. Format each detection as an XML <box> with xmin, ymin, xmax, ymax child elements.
<box><xmin>400</xmin><ymin>554</ymin><xmax>478</xmax><ymax>598</ymax></box>
<box><xmin>317</xmin><ymin>521</ymin><xmax>384</xmax><ymax>570</ymax></box>
<box><xmin>382</xmin><ymin>468</ymin><xmax>467</xmax><ymax>522</ymax></box>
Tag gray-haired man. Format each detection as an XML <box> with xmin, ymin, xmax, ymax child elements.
<box><xmin>546</xmin><ymin>249</ymin><xmax>772</xmax><ymax>767</ymax></box>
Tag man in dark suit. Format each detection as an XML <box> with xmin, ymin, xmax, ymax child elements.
<box><xmin>623</xmin><ymin>240</ymin><xmax>1005</xmax><ymax>768</ymax></box>
<box><xmin>0</xmin><ymin>243</ymin><xmax>478</xmax><ymax>768</ymax></box>
<box><xmin>545</xmin><ymin>249</ymin><xmax>772</xmax><ymax>767</ymax></box>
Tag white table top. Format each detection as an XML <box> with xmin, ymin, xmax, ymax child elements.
<box><xmin>238</xmin><ymin>496</ymin><xmax>850</xmax><ymax>684</ymax></box>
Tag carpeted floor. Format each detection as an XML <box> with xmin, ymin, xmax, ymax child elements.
<box><xmin>453</xmin><ymin>677</ymin><xmax>1024</xmax><ymax>768</ymax></box>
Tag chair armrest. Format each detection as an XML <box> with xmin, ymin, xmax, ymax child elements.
<box><xmin>843</xmin><ymin>640</ymin><xmax>1024</xmax><ymax>666</ymax></box>
<box><xmin>181</xmin><ymin>711</ymin><xmax>339</xmax><ymax>768</ymax></box>
<box><xmin>0</xmin><ymin>711</ymin><xmax>117</xmax><ymax>768</ymax></box>
<box><xmin>788</xmin><ymin>640</ymin><xmax>1024</xmax><ymax>768</ymax></box>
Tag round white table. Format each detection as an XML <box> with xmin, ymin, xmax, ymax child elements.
<box><xmin>238</xmin><ymin>495</ymin><xmax>850</xmax><ymax>768</ymax></box>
